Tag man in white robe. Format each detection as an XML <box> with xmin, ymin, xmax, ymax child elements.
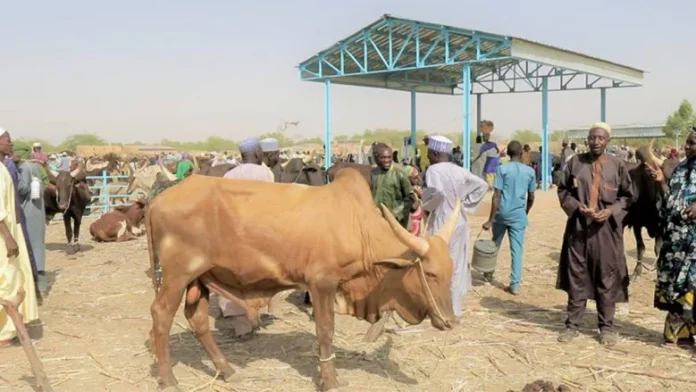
<box><xmin>219</xmin><ymin>138</ymin><xmax>273</xmax><ymax>338</ymax></box>
<box><xmin>0</xmin><ymin>127</ymin><xmax>39</xmax><ymax>346</ymax></box>
<box><xmin>422</xmin><ymin>136</ymin><xmax>488</xmax><ymax>320</ymax></box>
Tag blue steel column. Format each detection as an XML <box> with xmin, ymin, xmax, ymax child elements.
<box><xmin>324</xmin><ymin>80</ymin><xmax>332</xmax><ymax>171</ymax></box>
<box><xmin>476</xmin><ymin>93</ymin><xmax>482</xmax><ymax>137</ymax></box>
<box><xmin>410</xmin><ymin>88</ymin><xmax>416</xmax><ymax>163</ymax></box>
<box><xmin>541</xmin><ymin>77</ymin><xmax>549</xmax><ymax>191</ymax></box>
<box><xmin>462</xmin><ymin>63</ymin><xmax>471</xmax><ymax>169</ymax></box>
<box><xmin>600</xmin><ymin>88</ymin><xmax>607</xmax><ymax>122</ymax></box>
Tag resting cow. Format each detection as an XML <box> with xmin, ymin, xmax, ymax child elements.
<box><xmin>89</xmin><ymin>200</ymin><xmax>147</xmax><ymax>242</ymax></box>
<box><xmin>146</xmin><ymin>169</ymin><xmax>458</xmax><ymax>391</ymax></box>
<box><xmin>625</xmin><ymin>141</ymin><xmax>680</xmax><ymax>280</ymax></box>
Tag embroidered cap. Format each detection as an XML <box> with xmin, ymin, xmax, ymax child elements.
<box><xmin>238</xmin><ymin>137</ymin><xmax>261</xmax><ymax>154</ymax></box>
<box><xmin>427</xmin><ymin>135</ymin><xmax>453</xmax><ymax>154</ymax></box>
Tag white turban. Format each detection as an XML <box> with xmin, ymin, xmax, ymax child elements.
<box><xmin>428</xmin><ymin>135</ymin><xmax>453</xmax><ymax>154</ymax></box>
<box><xmin>0</xmin><ymin>127</ymin><xmax>6</xmax><ymax>137</ymax></box>
<box><xmin>590</xmin><ymin>122</ymin><xmax>611</xmax><ymax>135</ymax></box>
<box><xmin>260</xmin><ymin>138</ymin><xmax>280</xmax><ymax>152</ymax></box>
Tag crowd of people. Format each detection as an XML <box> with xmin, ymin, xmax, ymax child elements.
<box><xmin>1</xmin><ymin>122</ymin><xmax>695</xmax><ymax>357</ymax></box>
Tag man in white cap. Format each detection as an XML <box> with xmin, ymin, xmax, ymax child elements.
<box><xmin>259</xmin><ymin>137</ymin><xmax>282</xmax><ymax>181</ymax></box>
<box><xmin>0</xmin><ymin>127</ymin><xmax>39</xmax><ymax>347</ymax></box>
<box><xmin>220</xmin><ymin>137</ymin><xmax>274</xmax><ymax>339</ymax></box>
<box><xmin>30</xmin><ymin>142</ymin><xmax>48</xmax><ymax>164</ymax></box>
<box><xmin>422</xmin><ymin>135</ymin><xmax>488</xmax><ymax>321</ymax></box>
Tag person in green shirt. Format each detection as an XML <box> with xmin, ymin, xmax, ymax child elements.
<box><xmin>370</xmin><ymin>143</ymin><xmax>415</xmax><ymax>228</ymax></box>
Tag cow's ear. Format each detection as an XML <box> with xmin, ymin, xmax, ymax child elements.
<box><xmin>374</xmin><ymin>258</ymin><xmax>415</xmax><ymax>269</ymax></box>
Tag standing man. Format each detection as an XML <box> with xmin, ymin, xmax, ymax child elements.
<box><xmin>14</xmin><ymin>144</ymin><xmax>48</xmax><ymax>299</ymax></box>
<box><xmin>0</xmin><ymin>128</ymin><xmax>39</xmax><ymax>347</ymax></box>
<box><xmin>556</xmin><ymin>122</ymin><xmax>633</xmax><ymax>346</ymax></box>
<box><xmin>560</xmin><ymin>139</ymin><xmax>574</xmax><ymax>172</ymax></box>
<box><xmin>30</xmin><ymin>143</ymin><xmax>48</xmax><ymax>163</ymax></box>
<box><xmin>423</xmin><ymin>136</ymin><xmax>489</xmax><ymax>320</ymax></box>
<box><xmin>479</xmin><ymin>121</ymin><xmax>500</xmax><ymax>187</ymax></box>
<box><xmin>370</xmin><ymin>143</ymin><xmax>415</xmax><ymax>228</ymax></box>
<box><xmin>260</xmin><ymin>138</ymin><xmax>282</xmax><ymax>182</ymax></box>
<box><xmin>220</xmin><ymin>138</ymin><xmax>274</xmax><ymax>339</ymax></box>
<box><xmin>482</xmin><ymin>141</ymin><xmax>536</xmax><ymax>294</ymax></box>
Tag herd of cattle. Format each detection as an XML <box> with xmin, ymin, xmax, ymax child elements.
<box><xmin>42</xmin><ymin>143</ymin><xmax>674</xmax><ymax>282</ymax></box>
<box><xmin>35</xmin><ymin>141</ymin><xmax>676</xmax><ymax>391</ymax></box>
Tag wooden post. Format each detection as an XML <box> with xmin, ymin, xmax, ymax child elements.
<box><xmin>0</xmin><ymin>290</ymin><xmax>53</xmax><ymax>392</ymax></box>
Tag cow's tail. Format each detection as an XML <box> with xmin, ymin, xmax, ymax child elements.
<box><xmin>145</xmin><ymin>206</ymin><xmax>160</xmax><ymax>292</ymax></box>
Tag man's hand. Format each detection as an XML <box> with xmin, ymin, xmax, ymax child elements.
<box><xmin>5</xmin><ymin>236</ymin><xmax>18</xmax><ymax>258</ymax></box>
<box><xmin>686</xmin><ymin>202</ymin><xmax>696</xmax><ymax>220</ymax></box>
<box><xmin>590</xmin><ymin>209</ymin><xmax>612</xmax><ymax>222</ymax></box>
<box><xmin>482</xmin><ymin>220</ymin><xmax>494</xmax><ymax>231</ymax></box>
<box><xmin>578</xmin><ymin>204</ymin><xmax>595</xmax><ymax>218</ymax></box>
<box><xmin>646</xmin><ymin>164</ymin><xmax>665</xmax><ymax>184</ymax></box>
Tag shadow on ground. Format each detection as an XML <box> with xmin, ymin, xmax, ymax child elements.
<box><xmin>148</xmin><ymin>330</ymin><xmax>416</xmax><ymax>390</ymax></box>
<box><xmin>480</xmin><ymin>296</ymin><xmax>662</xmax><ymax>345</ymax></box>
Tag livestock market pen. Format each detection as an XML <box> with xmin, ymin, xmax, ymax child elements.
<box><xmin>3</xmin><ymin>191</ymin><xmax>693</xmax><ymax>391</ymax></box>
<box><xmin>298</xmin><ymin>14</ymin><xmax>645</xmax><ymax>190</ymax></box>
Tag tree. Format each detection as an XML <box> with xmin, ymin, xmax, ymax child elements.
<box><xmin>663</xmin><ymin>99</ymin><xmax>696</xmax><ymax>145</ymax></box>
<box><xmin>550</xmin><ymin>130</ymin><xmax>568</xmax><ymax>142</ymax></box>
<box><xmin>510</xmin><ymin>129</ymin><xmax>541</xmax><ymax>143</ymax></box>
<box><xmin>58</xmin><ymin>134</ymin><xmax>107</xmax><ymax>151</ymax></box>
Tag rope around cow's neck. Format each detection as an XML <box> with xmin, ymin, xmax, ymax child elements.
<box><xmin>414</xmin><ymin>257</ymin><xmax>449</xmax><ymax>327</ymax></box>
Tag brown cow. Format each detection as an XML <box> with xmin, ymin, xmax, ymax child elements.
<box><xmin>625</xmin><ymin>141</ymin><xmax>680</xmax><ymax>280</ymax></box>
<box><xmin>146</xmin><ymin>169</ymin><xmax>458</xmax><ymax>391</ymax></box>
<box><xmin>89</xmin><ymin>200</ymin><xmax>147</xmax><ymax>242</ymax></box>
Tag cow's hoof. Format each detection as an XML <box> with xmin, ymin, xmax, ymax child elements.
<box><xmin>219</xmin><ymin>363</ymin><xmax>236</xmax><ymax>381</ymax></box>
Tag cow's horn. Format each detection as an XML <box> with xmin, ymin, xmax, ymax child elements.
<box><xmin>70</xmin><ymin>167</ymin><xmax>82</xmax><ymax>178</ymax></box>
<box><xmin>646</xmin><ymin>138</ymin><xmax>664</xmax><ymax>168</ymax></box>
<box><xmin>192</xmin><ymin>156</ymin><xmax>200</xmax><ymax>171</ymax></box>
<box><xmin>159</xmin><ymin>161</ymin><xmax>177</xmax><ymax>181</ymax></box>
<box><xmin>48</xmin><ymin>168</ymin><xmax>59</xmax><ymax>178</ymax></box>
<box><xmin>434</xmin><ymin>201</ymin><xmax>461</xmax><ymax>244</ymax></box>
<box><xmin>380</xmin><ymin>203</ymin><xmax>429</xmax><ymax>257</ymax></box>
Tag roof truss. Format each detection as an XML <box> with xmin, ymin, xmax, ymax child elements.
<box><xmin>298</xmin><ymin>15</ymin><xmax>643</xmax><ymax>95</ymax></box>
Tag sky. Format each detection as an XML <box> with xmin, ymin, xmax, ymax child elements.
<box><xmin>0</xmin><ymin>1</ymin><xmax>693</xmax><ymax>144</ymax></box>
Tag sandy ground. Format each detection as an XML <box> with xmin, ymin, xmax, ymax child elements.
<box><xmin>2</xmin><ymin>190</ymin><xmax>695</xmax><ymax>392</ymax></box>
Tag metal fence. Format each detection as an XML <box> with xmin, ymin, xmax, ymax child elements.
<box><xmin>50</xmin><ymin>172</ymin><xmax>132</xmax><ymax>221</ymax></box>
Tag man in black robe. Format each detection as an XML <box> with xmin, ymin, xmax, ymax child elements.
<box><xmin>556</xmin><ymin>122</ymin><xmax>633</xmax><ymax>346</ymax></box>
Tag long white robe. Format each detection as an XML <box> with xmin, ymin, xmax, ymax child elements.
<box><xmin>220</xmin><ymin>164</ymin><xmax>274</xmax><ymax>335</ymax></box>
<box><xmin>0</xmin><ymin>163</ymin><xmax>39</xmax><ymax>341</ymax></box>
<box><xmin>422</xmin><ymin>162</ymin><xmax>488</xmax><ymax>318</ymax></box>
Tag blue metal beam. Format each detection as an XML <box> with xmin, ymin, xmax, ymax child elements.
<box><xmin>410</xmin><ymin>89</ymin><xmax>417</xmax><ymax>164</ymax></box>
<box><xmin>476</xmin><ymin>94</ymin><xmax>482</xmax><ymax>137</ymax></box>
<box><xmin>324</xmin><ymin>80</ymin><xmax>332</xmax><ymax>171</ymax></box>
<box><xmin>462</xmin><ymin>63</ymin><xmax>471</xmax><ymax>170</ymax></box>
<box><xmin>541</xmin><ymin>77</ymin><xmax>549</xmax><ymax>191</ymax></box>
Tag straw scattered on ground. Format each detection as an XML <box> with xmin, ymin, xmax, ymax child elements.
<box><xmin>2</xmin><ymin>191</ymin><xmax>695</xmax><ymax>392</ymax></box>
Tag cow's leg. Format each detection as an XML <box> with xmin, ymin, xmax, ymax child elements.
<box><xmin>62</xmin><ymin>214</ymin><xmax>73</xmax><ymax>244</ymax></box>
<box><xmin>73</xmin><ymin>214</ymin><xmax>82</xmax><ymax>252</ymax></box>
<box><xmin>654</xmin><ymin>236</ymin><xmax>663</xmax><ymax>260</ymax></box>
<box><xmin>151</xmin><ymin>283</ymin><xmax>185</xmax><ymax>390</ymax></box>
<box><xmin>63</xmin><ymin>214</ymin><xmax>75</xmax><ymax>254</ymax></box>
<box><xmin>309</xmin><ymin>279</ymin><xmax>340</xmax><ymax>391</ymax></box>
<box><xmin>183</xmin><ymin>283</ymin><xmax>235</xmax><ymax>381</ymax></box>
<box><xmin>631</xmin><ymin>226</ymin><xmax>645</xmax><ymax>281</ymax></box>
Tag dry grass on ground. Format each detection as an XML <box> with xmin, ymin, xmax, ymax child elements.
<box><xmin>2</xmin><ymin>191</ymin><xmax>695</xmax><ymax>392</ymax></box>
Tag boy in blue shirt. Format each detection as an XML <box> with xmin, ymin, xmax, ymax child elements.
<box><xmin>482</xmin><ymin>140</ymin><xmax>536</xmax><ymax>295</ymax></box>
